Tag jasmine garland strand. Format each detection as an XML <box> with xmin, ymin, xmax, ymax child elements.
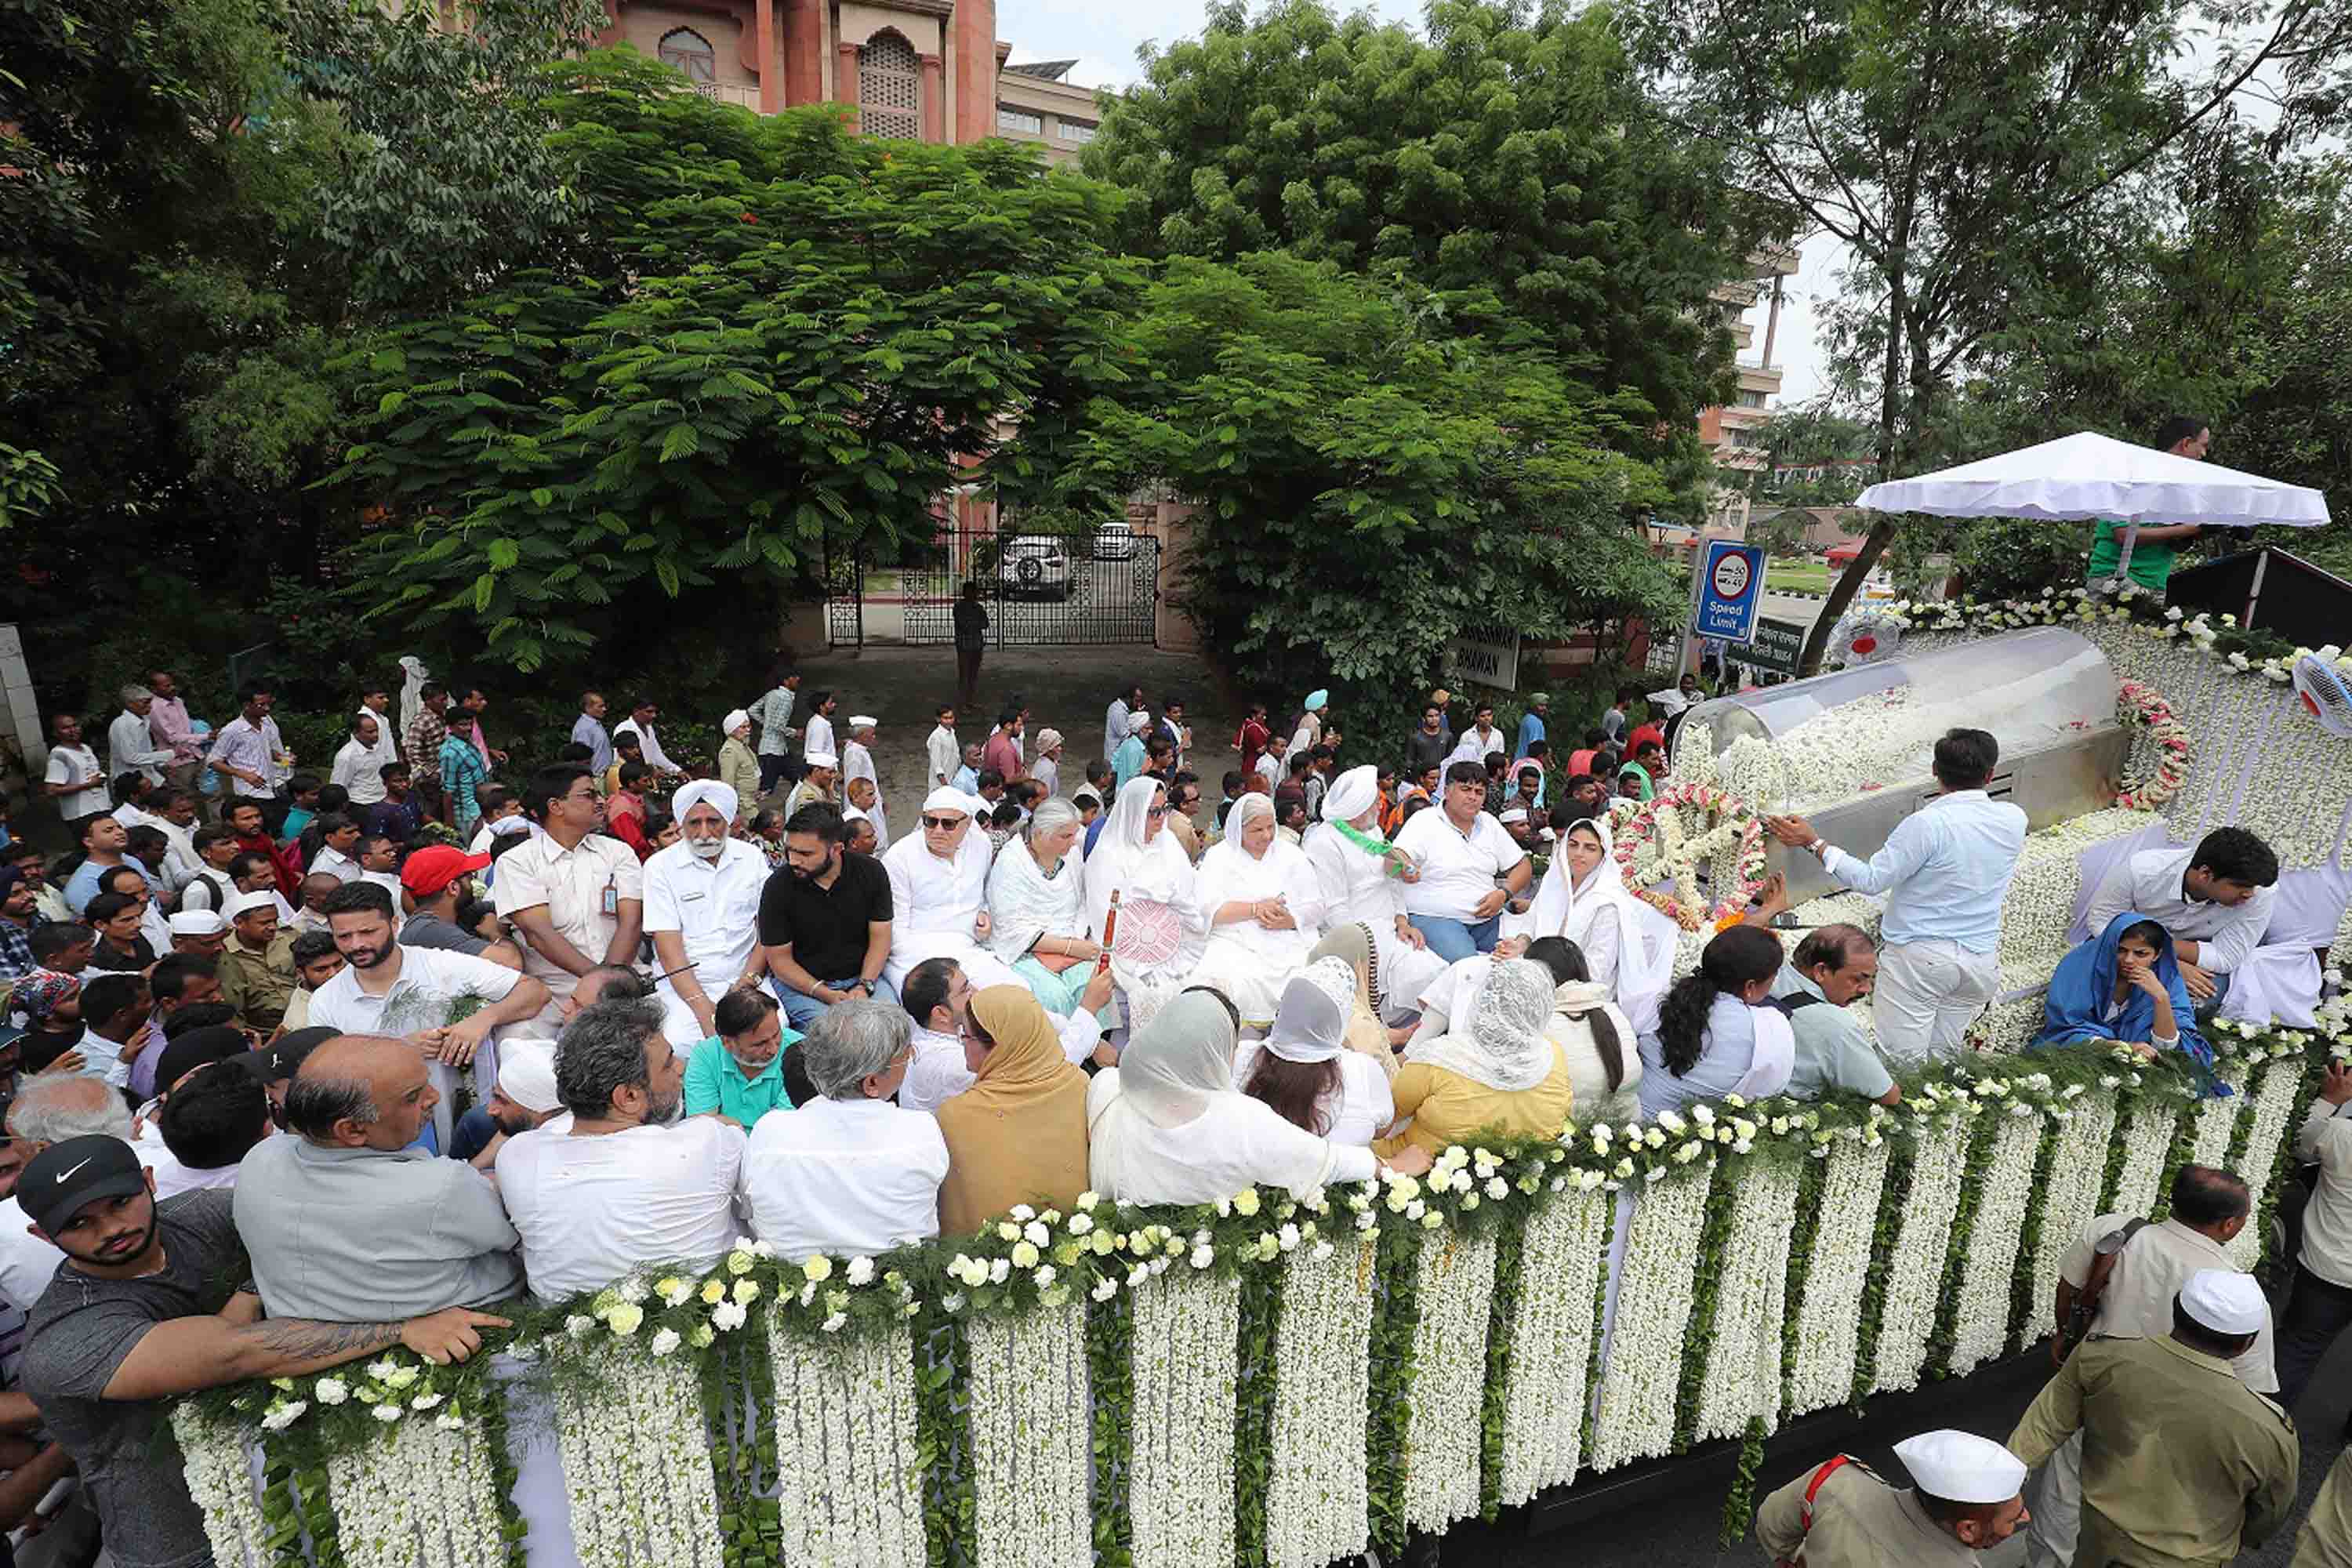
<box><xmin>1234</xmin><ymin>1259</ymin><xmax>1283</xmax><ymax>1568</ymax></box>
<box><xmin>1690</xmin><ymin>1159</ymin><xmax>1802</xmax><ymax>1446</ymax></box>
<box><xmin>1589</xmin><ymin>1167</ymin><xmax>1715</xmax><ymax>1468</ymax></box>
<box><xmin>1479</xmin><ymin>1211</ymin><xmax>1530</xmax><ymax>1523</ymax></box>
<box><xmin>2020</xmin><ymin>1096</ymin><xmax>2119</xmax><ymax>1357</ymax></box>
<box><xmin>1496</xmin><ymin>1185</ymin><xmax>1609</xmax><ymax>1508</ymax></box>
<box><xmin>1401</xmin><ymin>1229</ymin><xmax>1499</xmax><ymax>1534</ymax></box>
<box><xmin>2151</xmin><ymin>1087</ymin><xmax>2209</xmax><ymax>1221</ymax></box>
<box><xmin>1943</xmin><ymin>1112</ymin><xmax>2046</xmax><ymax>1378</ymax></box>
<box><xmin>1127</xmin><ymin>1272</ymin><xmax>1240</xmax><ymax>1568</ymax></box>
<box><xmin>1577</xmin><ymin>1227</ymin><xmax>1610</xmax><ymax>1468</ymax></box>
<box><xmin>2112</xmin><ymin>1101</ymin><xmax>2187</xmax><ymax>1218</ymax></box>
<box><xmin>1871</xmin><ymin>1115</ymin><xmax>1972</xmax><ymax>1395</ymax></box>
<box><xmin>1788</xmin><ymin>1139</ymin><xmax>1889</xmax><ymax>1418</ymax></box>
<box><xmin>2259</xmin><ymin>1056</ymin><xmax>2328</xmax><ymax>1274</ymax></box>
<box><xmin>2008</xmin><ymin>1111</ymin><xmax>2068</xmax><ymax>1351</ymax></box>
<box><xmin>967</xmin><ymin>1301</ymin><xmax>1090</xmax><ymax>1568</ymax></box>
<box><xmin>1926</xmin><ymin>1116</ymin><xmax>2002</xmax><ymax>1377</ymax></box>
<box><xmin>2227</xmin><ymin>1058</ymin><xmax>2313</xmax><ymax>1270</ymax></box>
<box><xmin>1264</xmin><ymin>1231</ymin><xmax>1374</xmax><ymax>1568</ymax></box>
<box><xmin>1084</xmin><ymin>1296</ymin><xmax>1134</xmax><ymax>1568</ymax></box>
<box><xmin>1365</xmin><ymin>1222</ymin><xmax>1421</xmax><ymax>1562</ymax></box>
<box><xmin>1779</xmin><ymin>1154</ymin><xmax>1829</xmax><ymax>1412</ymax></box>
<box><xmin>1847</xmin><ymin>1138</ymin><xmax>1915</xmax><ymax>1408</ymax></box>
<box><xmin>1671</xmin><ymin>1171</ymin><xmax>1740</xmax><ymax>1451</ymax></box>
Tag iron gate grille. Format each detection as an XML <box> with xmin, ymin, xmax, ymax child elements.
<box><xmin>823</xmin><ymin>537</ymin><xmax>863</xmax><ymax>648</ymax></box>
<box><xmin>896</xmin><ymin>524</ymin><xmax>1160</xmax><ymax>645</ymax></box>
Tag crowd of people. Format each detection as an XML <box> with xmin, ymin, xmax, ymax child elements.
<box><xmin>0</xmin><ymin>659</ymin><xmax>2340</xmax><ymax>1568</ymax></box>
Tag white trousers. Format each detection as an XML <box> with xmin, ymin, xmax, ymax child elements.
<box><xmin>1872</xmin><ymin>938</ymin><xmax>2001</xmax><ymax>1062</ymax></box>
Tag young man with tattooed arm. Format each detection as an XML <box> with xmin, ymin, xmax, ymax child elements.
<box><xmin>16</xmin><ymin>1135</ymin><xmax>507</xmax><ymax>1568</ymax></box>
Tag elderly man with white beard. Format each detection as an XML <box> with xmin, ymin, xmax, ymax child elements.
<box><xmin>878</xmin><ymin>788</ymin><xmax>1025</xmax><ymax>996</ymax></box>
<box><xmin>643</xmin><ymin>781</ymin><xmax>771</xmax><ymax>1048</ymax></box>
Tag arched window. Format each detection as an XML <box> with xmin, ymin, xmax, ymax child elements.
<box><xmin>858</xmin><ymin>31</ymin><xmax>921</xmax><ymax>140</ymax></box>
<box><xmin>659</xmin><ymin>27</ymin><xmax>717</xmax><ymax>83</ymax></box>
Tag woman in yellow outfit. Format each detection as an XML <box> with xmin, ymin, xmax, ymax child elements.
<box><xmin>1374</xmin><ymin>958</ymin><xmax>1575</xmax><ymax>1160</ymax></box>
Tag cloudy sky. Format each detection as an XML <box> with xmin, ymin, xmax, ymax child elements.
<box><xmin>995</xmin><ymin>0</ymin><xmax>1837</xmax><ymax>405</ymax></box>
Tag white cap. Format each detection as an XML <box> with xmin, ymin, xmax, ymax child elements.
<box><xmin>848</xmin><ymin>714</ymin><xmax>877</xmax><ymax>730</ymax></box>
<box><xmin>496</xmin><ymin>1043</ymin><xmax>561</xmax><ymax>1115</ymax></box>
<box><xmin>804</xmin><ymin>751</ymin><xmax>839</xmax><ymax>770</ymax></box>
<box><xmin>921</xmin><ymin>786</ymin><xmax>977</xmax><ymax>817</ymax></box>
<box><xmin>1892</xmin><ymin>1431</ymin><xmax>2027</xmax><ymax>1504</ymax></box>
<box><xmin>227</xmin><ymin>889</ymin><xmax>278</xmax><ymax>920</ymax></box>
<box><xmin>2179</xmin><ymin>1268</ymin><xmax>2267</xmax><ymax>1335</ymax></box>
<box><xmin>169</xmin><ymin>910</ymin><xmax>228</xmax><ymax>937</ymax></box>
<box><xmin>1499</xmin><ymin>807</ymin><xmax>1527</xmax><ymax>824</ymax></box>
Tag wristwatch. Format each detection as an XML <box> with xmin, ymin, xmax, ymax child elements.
<box><xmin>1806</xmin><ymin>838</ymin><xmax>1828</xmax><ymax>858</ymax></box>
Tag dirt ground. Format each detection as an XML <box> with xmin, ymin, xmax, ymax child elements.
<box><xmin>763</xmin><ymin>644</ymin><xmax>1246</xmax><ymax>842</ymax></box>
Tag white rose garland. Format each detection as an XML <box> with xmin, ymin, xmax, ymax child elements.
<box><xmin>172</xmin><ymin>1407</ymin><xmax>276</xmax><ymax>1568</ymax></box>
<box><xmin>1871</xmin><ymin>1116</ymin><xmax>1971</xmax><ymax>1394</ymax></box>
<box><xmin>767</xmin><ymin>1316</ymin><xmax>927</xmax><ymax>1568</ymax></box>
<box><xmin>1127</xmin><ymin>1270</ymin><xmax>1240</xmax><ymax>1568</ymax></box>
<box><xmin>1784</xmin><ymin>1140</ymin><xmax>1892</xmax><ymax>1416</ymax></box>
<box><xmin>1495</xmin><ymin>1185</ymin><xmax>1610</xmax><ymax>1506</ymax></box>
<box><xmin>1400</xmin><ymin>1229</ymin><xmax>1499</xmax><ymax>1533</ymax></box>
<box><xmin>1588</xmin><ymin>1167</ymin><xmax>1714</xmax><ymax>1468</ymax></box>
<box><xmin>2109</xmin><ymin>1102</ymin><xmax>2185</xmax><ymax>1218</ymax></box>
<box><xmin>1266</xmin><ymin>1231</ymin><xmax>1374</xmax><ymax>1568</ymax></box>
<box><xmin>964</xmin><ymin>1299</ymin><xmax>1091</xmax><ymax>1568</ymax></box>
<box><xmin>1944</xmin><ymin>1112</ymin><xmax>2048</xmax><ymax>1378</ymax></box>
<box><xmin>1691</xmin><ymin>1158</ymin><xmax>1802</xmax><ymax>1444</ymax></box>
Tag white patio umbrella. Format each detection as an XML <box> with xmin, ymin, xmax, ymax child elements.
<box><xmin>1855</xmin><ymin>430</ymin><xmax>2331</xmax><ymax>527</ymax></box>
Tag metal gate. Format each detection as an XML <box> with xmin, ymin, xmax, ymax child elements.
<box><xmin>830</xmin><ymin>523</ymin><xmax>1160</xmax><ymax>647</ymax></box>
<box><xmin>824</xmin><ymin>538</ymin><xmax>864</xmax><ymax>650</ymax></box>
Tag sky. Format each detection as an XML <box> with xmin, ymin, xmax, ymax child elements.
<box><xmin>994</xmin><ymin>0</ymin><xmax>1838</xmax><ymax>406</ymax></box>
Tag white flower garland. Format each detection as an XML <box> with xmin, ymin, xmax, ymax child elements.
<box><xmin>1496</xmin><ymin>1186</ymin><xmax>1610</xmax><ymax>1506</ymax></box>
<box><xmin>2024</xmin><ymin>1094</ymin><xmax>2120</xmax><ymax>1356</ymax></box>
<box><xmin>555</xmin><ymin>1346</ymin><xmax>724</xmax><ymax>1568</ymax></box>
<box><xmin>172</xmin><ymin>1407</ymin><xmax>275</xmax><ymax>1568</ymax></box>
<box><xmin>768</xmin><ymin>1317</ymin><xmax>927</xmax><ymax>1568</ymax></box>
<box><xmin>1266</xmin><ymin>1232</ymin><xmax>1374</xmax><ymax>1568</ymax></box>
<box><xmin>1127</xmin><ymin>1270</ymin><xmax>1240</xmax><ymax>1568</ymax></box>
<box><xmin>326</xmin><ymin>1396</ymin><xmax>506</xmax><ymax>1568</ymax></box>
<box><xmin>2189</xmin><ymin>1081</ymin><xmax>2245</xmax><ymax>1167</ymax></box>
<box><xmin>1401</xmin><ymin>1229</ymin><xmax>1499</xmax><ymax>1533</ymax></box>
<box><xmin>1588</xmin><ymin>1167</ymin><xmax>1714</xmax><ymax>1468</ymax></box>
<box><xmin>1871</xmin><ymin>1116</ymin><xmax>1972</xmax><ymax>1394</ymax></box>
<box><xmin>1691</xmin><ymin>1157</ymin><xmax>1802</xmax><ymax>1443</ymax></box>
<box><xmin>1944</xmin><ymin>1110</ymin><xmax>2048</xmax><ymax>1378</ymax></box>
<box><xmin>964</xmin><ymin>1300</ymin><xmax>1091</xmax><ymax>1568</ymax></box>
<box><xmin>2109</xmin><ymin>1101</ymin><xmax>2183</xmax><ymax>1218</ymax></box>
<box><xmin>2227</xmin><ymin>1059</ymin><xmax>2310</xmax><ymax>1269</ymax></box>
<box><xmin>1784</xmin><ymin>1139</ymin><xmax>1892</xmax><ymax>1417</ymax></box>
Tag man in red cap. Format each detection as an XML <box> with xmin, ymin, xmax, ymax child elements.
<box><xmin>397</xmin><ymin>845</ymin><xmax>521</xmax><ymax>968</ymax></box>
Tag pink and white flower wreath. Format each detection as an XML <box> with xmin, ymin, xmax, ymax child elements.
<box><xmin>1610</xmin><ymin>782</ymin><xmax>1769</xmax><ymax>932</ymax></box>
<box><xmin>2112</xmin><ymin>679</ymin><xmax>2190</xmax><ymax>812</ymax></box>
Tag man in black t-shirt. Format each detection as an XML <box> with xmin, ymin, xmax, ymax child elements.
<box><xmin>16</xmin><ymin>1137</ymin><xmax>510</xmax><ymax>1568</ymax></box>
<box><xmin>760</xmin><ymin>804</ymin><xmax>895</xmax><ymax>1032</ymax></box>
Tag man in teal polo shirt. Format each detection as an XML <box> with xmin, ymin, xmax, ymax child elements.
<box><xmin>684</xmin><ymin>986</ymin><xmax>797</xmax><ymax>1129</ymax></box>
<box><xmin>2085</xmin><ymin>416</ymin><xmax>2212</xmax><ymax>593</ymax></box>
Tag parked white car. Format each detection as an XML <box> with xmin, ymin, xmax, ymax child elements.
<box><xmin>996</xmin><ymin>535</ymin><xmax>1071</xmax><ymax>599</ymax></box>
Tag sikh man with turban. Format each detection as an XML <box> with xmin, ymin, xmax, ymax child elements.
<box><xmin>643</xmin><ymin>779</ymin><xmax>771</xmax><ymax>1047</ymax></box>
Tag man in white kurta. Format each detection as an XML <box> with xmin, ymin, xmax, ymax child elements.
<box><xmin>642</xmin><ymin>782</ymin><xmax>771</xmax><ymax>1047</ymax></box>
<box><xmin>841</xmin><ymin>716</ymin><xmax>888</xmax><ymax>847</ymax></box>
<box><xmin>880</xmin><ymin>788</ymin><xmax>1024</xmax><ymax>995</ymax></box>
<box><xmin>2078</xmin><ymin>828</ymin><xmax>2305</xmax><ymax>1024</ymax></box>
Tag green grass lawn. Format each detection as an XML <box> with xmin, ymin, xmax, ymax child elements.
<box><xmin>1765</xmin><ymin>561</ymin><xmax>1833</xmax><ymax>593</ymax></box>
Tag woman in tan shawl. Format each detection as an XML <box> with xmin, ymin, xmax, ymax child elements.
<box><xmin>935</xmin><ymin>985</ymin><xmax>1091</xmax><ymax>1236</ymax></box>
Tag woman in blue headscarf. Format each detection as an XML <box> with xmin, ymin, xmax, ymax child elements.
<box><xmin>2036</xmin><ymin>912</ymin><xmax>2223</xmax><ymax>1091</ymax></box>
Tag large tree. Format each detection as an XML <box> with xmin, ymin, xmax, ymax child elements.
<box><xmin>328</xmin><ymin>52</ymin><xmax>1146</xmax><ymax>674</ymax></box>
<box><xmin>1631</xmin><ymin>0</ymin><xmax>2352</xmax><ymax>669</ymax></box>
<box><xmin>1036</xmin><ymin>251</ymin><xmax>1684</xmax><ymax>751</ymax></box>
<box><xmin>1083</xmin><ymin>0</ymin><xmax>1772</xmax><ymax>495</ymax></box>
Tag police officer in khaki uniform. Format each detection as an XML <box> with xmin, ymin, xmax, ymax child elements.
<box><xmin>1756</xmin><ymin>1428</ymin><xmax>2028</xmax><ymax>1565</ymax></box>
<box><xmin>2010</xmin><ymin>1269</ymin><xmax>2298</xmax><ymax>1567</ymax></box>
<box><xmin>2293</xmin><ymin>1445</ymin><xmax>2352</xmax><ymax>1566</ymax></box>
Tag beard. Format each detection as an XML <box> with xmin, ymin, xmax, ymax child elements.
<box><xmin>347</xmin><ymin>938</ymin><xmax>396</xmax><ymax>970</ymax></box>
<box><xmin>644</xmin><ymin>1085</ymin><xmax>684</xmax><ymax>1126</ymax></box>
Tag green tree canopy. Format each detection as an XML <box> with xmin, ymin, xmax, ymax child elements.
<box><xmin>1083</xmin><ymin>0</ymin><xmax>1773</xmax><ymax>490</ymax></box>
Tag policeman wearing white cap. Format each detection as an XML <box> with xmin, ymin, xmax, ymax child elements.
<box><xmin>784</xmin><ymin>751</ymin><xmax>840</xmax><ymax>821</ymax></box>
<box><xmin>1758</xmin><ymin>1429</ymin><xmax>2027</xmax><ymax>1563</ymax></box>
<box><xmin>2010</xmin><ymin>1268</ymin><xmax>2297</xmax><ymax>1567</ymax></box>
<box><xmin>840</xmin><ymin>715</ymin><xmax>886</xmax><ymax>847</ymax></box>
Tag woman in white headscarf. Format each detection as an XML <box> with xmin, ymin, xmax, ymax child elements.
<box><xmin>1509</xmin><ymin>811</ymin><xmax>1675</xmax><ymax>1036</ymax></box>
<box><xmin>1087</xmin><ymin>989</ymin><xmax>1427</xmax><ymax>1204</ymax></box>
<box><xmin>986</xmin><ymin>797</ymin><xmax>1105</xmax><ymax>1018</ymax></box>
<box><xmin>1301</xmin><ymin>764</ymin><xmax>1447</xmax><ymax>1026</ymax></box>
<box><xmin>1232</xmin><ymin>964</ymin><xmax>1396</xmax><ymax>1146</ymax></box>
<box><xmin>1185</xmin><ymin>793</ymin><xmax>1327</xmax><ymax>1030</ymax></box>
<box><xmin>1082</xmin><ymin>776</ymin><xmax>1203</xmax><ymax>1033</ymax></box>
<box><xmin>1375</xmin><ymin>959</ymin><xmax>1576</xmax><ymax>1160</ymax></box>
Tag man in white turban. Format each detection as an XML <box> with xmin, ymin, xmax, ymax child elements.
<box><xmin>643</xmin><ymin>780</ymin><xmax>770</xmax><ymax>1047</ymax></box>
<box><xmin>717</xmin><ymin>709</ymin><xmax>760</xmax><ymax>818</ymax></box>
<box><xmin>879</xmin><ymin>787</ymin><xmax>1025</xmax><ymax>996</ymax></box>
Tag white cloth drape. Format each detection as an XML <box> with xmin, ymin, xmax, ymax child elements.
<box><xmin>1083</xmin><ymin>777</ymin><xmax>1203</xmax><ymax>1031</ymax></box>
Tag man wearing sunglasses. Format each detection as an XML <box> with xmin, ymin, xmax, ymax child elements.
<box><xmin>877</xmin><ymin>787</ymin><xmax>1027</xmax><ymax>999</ymax></box>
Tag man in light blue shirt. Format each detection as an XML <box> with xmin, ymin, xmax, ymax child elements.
<box><xmin>1515</xmin><ymin>692</ymin><xmax>1548</xmax><ymax>761</ymax></box>
<box><xmin>1767</xmin><ymin>728</ymin><xmax>2026</xmax><ymax>1063</ymax></box>
<box><xmin>1770</xmin><ymin>925</ymin><xmax>1900</xmax><ymax>1104</ymax></box>
<box><xmin>571</xmin><ymin>691</ymin><xmax>613</xmax><ymax>776</ymax></box>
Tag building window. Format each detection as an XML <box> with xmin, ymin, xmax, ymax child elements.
<box><xmin>1736</xmin><ymin>390</ymin><xmax>1768</xmax><ymax>408</ymax></box>
<box><xmin>659</xmin><ymin>27</ymin><xmax>717</xmax><ymax>82</ymax></box>
<box><xmin>997</xmin><ymin>105</ymin><xmax>1044</xmax><ymax>135</ymax></box>
<box><xmin>1055</xmin><ymin>118</ymin><xmax>1096</xmax><ymax>143</ymax></box>
<box><xmin>859</xmin><ymin>32</ymin><xmax>922</xmax><ymax>140</ymax></box>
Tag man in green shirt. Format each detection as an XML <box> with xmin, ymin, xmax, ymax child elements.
<box><xmin>2085</xmin><ymin>415</ymin><xmax>2213</xmax><ymax>592</ymax></box>
<box><xmin>683</xmin><ymin>985</ymin><xmax>797</xmax><ymax>1129</ymax></box>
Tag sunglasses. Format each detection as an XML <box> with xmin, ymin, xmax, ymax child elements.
<box><xmin>1145</xmin><ymin>805</ymin><xmax>1169</xmax><ymax>818</ymax></box>
<box><xmin>920</xmin><ymin>815</ymin><xmax>964</xmax><ymax>831</ymax></box>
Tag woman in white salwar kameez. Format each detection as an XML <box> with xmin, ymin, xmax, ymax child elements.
<box><xmin>1232</xmin><ymin>964</ymin><xmax>1395</xmax><ymax>1147</ymax></box>
<box><xmin>1082</xmin><ymin>777</ymin><xmax>1203</xmax><ymax>1034</ymax></box>
<box><xmin>880</xmin><ymin>786</ymin><xmax>1024</xmax><ymax>996</ymax></box>
<box><xmin>1086</xmin><ymin>990</ymin><xmax>1428</xmax><ymax>1205</ymax></box>
<box><xmin>1507</xmin><ymin>813</ymin><xmax>1675</xmax><ymax>1036</ymax></box>
<box><xmin>1188</xmin><ymin>793</ymin><xmax>1327</xmax><ymax>1029</ymax></box>
<box><xmin>985</xmin><ymin>798</ymin><xmax>1105</xmax><ymax>1020</ymax></box>
<box><xmin>1300</xmin><ymin>765</ymin><xmax>1447</xmax><ymax>1025</ymax></box>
